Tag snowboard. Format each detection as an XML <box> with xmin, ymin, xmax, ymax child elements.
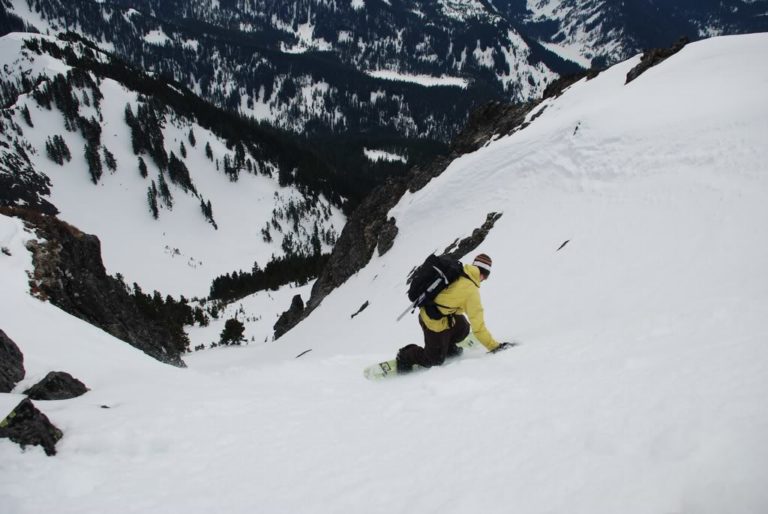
<box><xmin>363</xmin><ymin>336</ymin><xmax>516</xmax><ymax>380</ymax></box>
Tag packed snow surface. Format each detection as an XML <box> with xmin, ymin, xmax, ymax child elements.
<box><xmin>2</xmin><ymin>34</ymin><xmax>768</xmax><ymax>514</ymax></box>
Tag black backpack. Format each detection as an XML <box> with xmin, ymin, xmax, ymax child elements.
<box><xmin>406</xmin><ymin>254</ymin><xmax>467</xmax><ymax>319</ymax></box>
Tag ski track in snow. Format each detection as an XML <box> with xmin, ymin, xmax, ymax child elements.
<box><xmin>1</xmin><ymin>34</ymin><xmax>768</xmax><ymax>514</ymax></box>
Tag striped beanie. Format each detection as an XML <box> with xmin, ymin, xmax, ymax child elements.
<box><xmin>473</xmin><ymin>253</ymin><xmax>492</xmax><ymax>276</ymax></box>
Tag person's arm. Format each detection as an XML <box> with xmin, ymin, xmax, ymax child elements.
<box><xmin>465</xmin><ymin>288</ymin><xmax>499</xmax><ymax>351</ymax></box>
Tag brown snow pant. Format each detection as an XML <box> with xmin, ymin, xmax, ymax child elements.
<box><xmin>396</xmin><ymin>315</ymin><xmax>470</xmax><ymax>371</ymax></box>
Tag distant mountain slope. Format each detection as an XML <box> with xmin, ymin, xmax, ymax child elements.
<box><xmin>0</xmin><ymin>32</ymin><xmax>345</xmax><ymax>297</ymax></box>
<box><xmin>3</xmin><ymin>0</ymin><xmax>572</xmax><ymax>142</ymax></box>
<box><xmin>506</xmin><ymin>0</ymin><xmax>768</xmax><ymax>67</ymax></box>
<box><xmin>5</xmin><ymin>1</ymin><xmax>765</xmax><ymax>137</ymax></box>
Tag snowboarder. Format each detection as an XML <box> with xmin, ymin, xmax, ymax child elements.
<box><xmin>396</xmin><ymin>253</ymin><xmax>512</xmax><ymax>372</ymax></box>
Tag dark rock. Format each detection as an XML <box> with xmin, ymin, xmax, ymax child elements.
<box><xmin>450</xmin><ymin>101</ymin><xmax>539</xmax><ymax>161</ymax></box>
<box><xmin>0</xmin><ymin>398</ymin><xmax>63</xmax><ymax>456</ymax></box>
<box><xmin>377</xmin><ymin>218</ymin><xmax>398</xmax><ymax>257</ymax></box>
<box><xmin>0</xmin><ymin>207</ymin><xmax>186</xmax><ymax>366</ymax></box>
<box><xmin>273</xmin><ymin>294</ymin><xmax>305</xmax><ymax>340</ymax></box>
<box><xmin>0</xmin><ymin>329</ymin><xmax>25</xmax><ymax>393</ymax></box>
<box><xmin>351</xmin><ymin>301</ymin><xmax>369</xmax><ymax>319</ymax></box>
<box><xmin>24</xmin><ymin>371</ymin><xmax>88</xmax><ymax>400</ymax></box>
<box><xmin>542</xmin><ymin>69</ymin><xmax>602</xmax><ymax>100</ymax></box>
<box><xmin>294</xmin><ymin>349</ymin><xmax>312</xmax><ymax>359</ymax></box>
<box><xmin>442</xmin><ymin>212</ymin><xmax>504</xmax><ymax>259</ymax></box>
<box><xmin>626</xmin><ymin>37</ymin><xmax>690</xmax><ymax>84</ymax></box>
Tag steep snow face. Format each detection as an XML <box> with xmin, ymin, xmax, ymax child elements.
<box><xmin>2</xmin><ymin>34</ymin><xmax>768</xmax><ymax>514</ymax></box>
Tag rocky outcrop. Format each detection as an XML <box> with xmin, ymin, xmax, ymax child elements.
<box><xmin>376</xmin><ymin>218</ymin><xmax>399</xmax><ymax>257</ymax></box>
<box><xmin>275</xmin><ymin>99</ymin><xmax>537</xmax><ymax>339</ymax></box>
<box><xmin>0</xmin><ymin>329</ymin><xmax>25</xmax><ymax>393</ymax></box>
<box><xmin>442</xmin><ymin>212</ymin><xmax>504</xmax><ymax>258</ymax></box>
<box><xmin>0</xmin><ymin>207</ymin><xmax>186</xmax><ymax>366</ymax></box>
<box><xmin>24</xmin><ymin>371</ymin><xmax>88</xmax><ymax>401</ymax></box>
<box><xmin>273</xmin><ymin>294</ymin><xmax>305</xmax><ymax>340</ymax></box>
<box><xmin>0</xmin><ymin>398</ymin><xmax>63</xmax><ymax>456</ymax></box>
<box><xmin>626</xmin><ymin>37</ymin><xmax>690</xmax><ymax>84</ymax></box>
<box><xmin>542</xmin><ymin>69</ymin><xmax>602</xmax><ymax>100</ymax></box>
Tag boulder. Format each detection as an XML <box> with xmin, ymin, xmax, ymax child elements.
<box><xmin>24</xmin><ymin>371</ymin><xmax>88</xmax><ymax>400</ymax></box>
<box><xmin>0</xmin><ymin>398</ymin><xmax>63</xmax><ymax>456</ymax></box>
<box><xmin>0</xmin><ymin>329</ymin><xmax>25</xmax><ymax>393</ymax></box>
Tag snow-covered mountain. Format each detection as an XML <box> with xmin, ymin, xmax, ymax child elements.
<box><xmin>2</xmin><ymin>0</ymin><xmax>568</xmax><ymax>142</ymax></box>
<box><xmin>0</xmin><ymin>32</ymin><xmax>345</xmax><ymax>298</ymax></box>
<box><xmin>523</xmin><ymin>0</ymin><xmax>768</xmax><ymax>67</ymax></box>
<box><xmin>2</xmin><ymin>33</ymin><xmax>767</xmax><ymax>513</ymax></box>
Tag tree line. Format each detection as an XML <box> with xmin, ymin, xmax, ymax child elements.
<box><xmin>209</xmin><ymin>252</ymin><xmax>330</xmax><ymax>303</ymax></box>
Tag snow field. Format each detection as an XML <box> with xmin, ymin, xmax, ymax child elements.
<box><xmin>1</xmin><ymin>34</ymin><xmax>767</xmax><ymax>514</ymax></box>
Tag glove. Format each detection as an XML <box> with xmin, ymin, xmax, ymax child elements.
<box><xmin>490</xmin><ymin>342</ymin><xmax>515</xmax><ymax>354</ymax></box>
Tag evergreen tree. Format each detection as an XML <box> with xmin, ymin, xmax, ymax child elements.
<box><xmin>84</xmin><ymin>141</ymin><xmax>102</xmax><ymax>184</ymax></box>
<box><xmin>193</xmin><ymin>307</ymin><xmax>208</xmax><ymax>326</ymax></box>
<box><xmin>57</xmin><ymin>135</ymin><xmax>71</xmax><ymax>162</ymax></box>
<box><xmin>223</xmin><ymin>154</ymin><xmax>238</xmax><ymax>182</ymax></box>
<box><xmin>205</xmin><ymin>141</ymin><xmax>213</xmax><ymax>160</ymax></box>
<box><xmin>234</xmin><ymin>142</ymin><xmax>245</xmax><ymax>168</ymax></box>
<box><xmin>157</xmin><ymin>171</ymin><xmax>173</xmax><ymax>208</ymax></box>
<box><xmin>311</xmin><ymin>222</ymin><xmax>321</xmax><ymax>255</ymax></box>
<box><xmin>220</xmin><ymin>318</ymin><xmax>245</xmax><ymax>346</ymax></box>
<box><xmin>138</xmin><ymin>156</ymin><xmax>148</xmax><ymax>178</ymax></box>
<box><xmin>21</xmin><ymin>105</ymin><xmax>33</xmax><ymax>127</ymax></box>
<box><xmin>46</xmin><ymin>136</ymin><xmax>62</xmax><ymax>165</ymax></box>
<box><xmin>168</xmin><ymin>151</ymin><xmax>195</xmax><ymax>192</ymax></box>
<box><xmin>188</xmin><ymin>128</ymin><xmax>196</xmax><ymax>147</ymax></box>
<box><xmin>103</xmin><ymin>147</ymin><xmax>117</xmax><ymax>172</ymax></box>
<box><xmin>200</xmin><ymin>198</ymin><xmax>217</xmax><ymax>229</ymax></box>
<box><xmin>147</xmin><ymin>181</ymin><xmax>159</xmax><ymax>219</ymax></box>
<box><xmin>180</xmin><ymin>141</ymin><xmax>187</xmax><ymax>158</ymax></box>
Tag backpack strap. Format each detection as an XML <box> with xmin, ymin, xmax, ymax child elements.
<box><xmin>426</xmin><ymin>271</ymin><xmax>478</xmax><ymax>320</ymax></box>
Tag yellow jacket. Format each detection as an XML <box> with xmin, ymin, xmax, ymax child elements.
<box><xmin>419</xmin><ymin>264</ymin><xmax>500</xmax><ymax>351</ymax></box>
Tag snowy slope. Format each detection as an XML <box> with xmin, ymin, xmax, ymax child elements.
<box><xmin>2</xmin><ymin>33</ymin><xmax>768</xmax><ymax>514</ymax></box>
<box><xmin>0</xmin><ymin>33</ymin><xmax>344</xmax><ymax>298</ymax></box>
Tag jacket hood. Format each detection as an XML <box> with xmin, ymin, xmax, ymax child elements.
<box><xmin>464</xmin><ymin>264</ymin><xmax>482</xmax><ymax>287</ymax></box>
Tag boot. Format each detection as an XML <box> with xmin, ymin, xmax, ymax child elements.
<box><xmin>396</xmin><ymin>346</ymin><xmax>417</xmax><ymax>373</ymax></box>
<box><xmin>446</xmin><ymin>344</ymin><xmax>463</xmax><ymax>359</ymax></box>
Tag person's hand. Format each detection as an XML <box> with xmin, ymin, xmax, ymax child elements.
<box><xmin>490</xmin><ymin>342</ymin><xmax>515</xmax><ymax>353</ymax></box>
